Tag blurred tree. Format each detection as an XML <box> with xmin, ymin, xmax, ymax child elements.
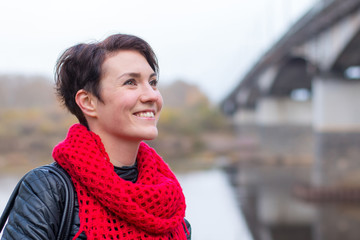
<box><xmin>150</xmin><ymin>79</ymin><xmax>233</xmax><ymax>162</ymax></box>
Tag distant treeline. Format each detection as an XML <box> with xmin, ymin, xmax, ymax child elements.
<box><xmin>0</xmin><ymin>75</ymin><xmax>235</xmax><ymax>174</ymax></box>
<box><xmin>0</xmin><ymin>75</ymin><xmax>57</xmax><ymax>108</ymax></box>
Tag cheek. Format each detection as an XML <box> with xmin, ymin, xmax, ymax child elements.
<box><xmin>115</xmin><ymin>93</ymin><xmax>138</xmax><ymax>111</ymax></box>
<box><xmin>157</xmin><ymin>93</ymin><xmax>163</xmax><ymax>112</ymax></box>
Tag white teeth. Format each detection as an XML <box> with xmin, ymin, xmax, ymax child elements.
<box><xmin>137</xmin><ymin>112</ymin><xmax>154</xmax><ymax>118</ymax></box>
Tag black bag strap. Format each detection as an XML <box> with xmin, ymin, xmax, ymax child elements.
<box><xmin>0</xmin><ymin>163</ymin><xmax>75</xmax><ymax>240</ymax></box>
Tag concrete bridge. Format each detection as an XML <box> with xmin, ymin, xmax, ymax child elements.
<box><xmin>221</xmin><ymin>0</ymin><xmax>360</xmax><ymax>239</ymax></box>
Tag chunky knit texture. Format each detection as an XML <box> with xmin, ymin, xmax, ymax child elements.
<box><xmin>52</xmin><ymin>124</ymin><xmax>187</xmax><ymax>240</ymax></box>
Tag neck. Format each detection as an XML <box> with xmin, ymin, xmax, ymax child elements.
<box><xmin>105</xmin><ymin>138</ymin><xmax>140</xmax><ymax>167</ymax></box>
<box><xmin>90</xmin><ymin>130</ymin><xmax>140</xmax><ymax>168</ymax></box>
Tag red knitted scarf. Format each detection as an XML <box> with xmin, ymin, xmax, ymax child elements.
<box><xmin>52</xmin><ymin>124</ymin><xmax>187</xmax><ymax>240</ymax></box>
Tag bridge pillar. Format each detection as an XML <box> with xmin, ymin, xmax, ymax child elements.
<box><xmin>312</xmin><ymin>76</ymin><xmax>360</xmax><ymax>240</ymax></box>
<box><xmin>312</xmin><ymin>77</ymin><xmax>360</xmax><ymax>186</ymax></box>
<box><xmin>232</xmin><ymin>109</ymin><xmax>259</xmax><ymax>162</ymax></box>
<box><xmin>256</xmin><ymin>96</ymin><xmax>313</xmax><ymax>164</ymax></box>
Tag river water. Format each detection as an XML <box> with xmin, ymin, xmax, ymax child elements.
<box><xmin>0</xmin><ymin>169</ymin><xmax>252</xmax><ymax>240</ymax></box>
<box><xmin>178</xmin><ymin>169</ymin><xmax>253</xmax><ymax>240</ymax></box>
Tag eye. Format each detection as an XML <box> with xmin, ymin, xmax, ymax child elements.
<box><xmin>149</xmin><ymin>79</ymin><xmax>158</xmax><ymax>87</ymax></box>
<box><xmin>124</xmin><ymin>79</ymin><xmax>136</xmax><ymax>86</ymax></box>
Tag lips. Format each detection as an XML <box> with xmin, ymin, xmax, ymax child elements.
<box><xmin>134</xmin><ymin>111</ymin><xmax>155</xmax><ymax>118</ymax></box>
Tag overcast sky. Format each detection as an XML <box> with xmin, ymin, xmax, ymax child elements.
<box><xmin>0</xmin><ymin>0</ymin><xmax>317</xmax><ymax>102</ymax></box>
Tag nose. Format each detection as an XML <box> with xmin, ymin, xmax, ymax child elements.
<box><xmin>140</xmin><ymin>84</ymin><xmax>160</xmax><ymax>103</ymax></box>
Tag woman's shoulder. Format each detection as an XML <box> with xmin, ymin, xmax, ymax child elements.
<box><xmin>20</xmin><ymin>163</ymin><xmax>69</xmax><ymax>201</ymax></box>
<box><xmin>1</xmin><ymin>163</ymin><xmax>70</xmax><ymax>239</ymax></box>
<box><xmin>23</xmin><ymin>163</ymin><xmax>63</xmax><ymax>183</ymax></box>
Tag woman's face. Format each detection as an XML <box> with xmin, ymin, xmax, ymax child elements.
<box><xmin>92</xmin><ymin>50</ymin><xmax>163</xmax><ymax>143</ymax></box>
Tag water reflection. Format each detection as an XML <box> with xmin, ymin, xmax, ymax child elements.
<box><xmin>178</xmin><ymin>169</ymin><xmax>253</xmax><ymax>240</ymax></box>
<box><xmin>314</xmin><ymin>205</ymin><xmax>360</xmax><ymax>240</ymax></box>
<box><xmin>224</xmin><ymin>162</ymin><xmax>360</xmax><ymax>240</ymax></box>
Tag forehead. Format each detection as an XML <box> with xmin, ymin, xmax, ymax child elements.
<box><xmin>101</xmin><ymin>50</ymin><xmax>153</xmax><ymax>77</ymax></box>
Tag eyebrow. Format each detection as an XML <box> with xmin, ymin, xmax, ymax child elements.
<box><xmin>118</xmin><ymin>72</ymin><xmax>157</xmax><ymax>79</ymax></box>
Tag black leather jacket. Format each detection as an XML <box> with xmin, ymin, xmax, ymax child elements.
<box><xmin>1</xmin><ymin>163</ymin><xmax>191</xmax><ymax>239</ymax></box>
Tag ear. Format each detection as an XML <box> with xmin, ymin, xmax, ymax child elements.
<box><xmin>75</xmin><ymin>89</ymin><xmax>98</xmax><ymax>118</ymax></box>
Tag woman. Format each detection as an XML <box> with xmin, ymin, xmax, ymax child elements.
<box><xmin>2</xmin><ymin>34</ymin><xmax>191</xmax><ymax>239</ymax></box>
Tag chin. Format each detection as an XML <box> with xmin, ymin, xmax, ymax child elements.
<box><xmin>142</xmin><ymin>133</ymin><xmax>158</xmax><ymax>141</ymax></box>
<box><xmin>139</xmin><ymin>129</ymin><xmax>158</xmax><ymax>141</ymax></box>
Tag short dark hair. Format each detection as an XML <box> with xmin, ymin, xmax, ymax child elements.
<box><xmin>55</xmin><ymin>34</ymin><xmax>158</xmax><ymax>127</ymax></box>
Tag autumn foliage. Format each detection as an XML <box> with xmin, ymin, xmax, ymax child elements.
<box><xmin>0</xmin><ymin>75</ymin><xmax>233</xmax><ymax>174</ymax></box>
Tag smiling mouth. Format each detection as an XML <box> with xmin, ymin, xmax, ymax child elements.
<box><xmin>134</xmin><ymin>111</ymin><xmax>155</xmax><ymax>118</ymax></box>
